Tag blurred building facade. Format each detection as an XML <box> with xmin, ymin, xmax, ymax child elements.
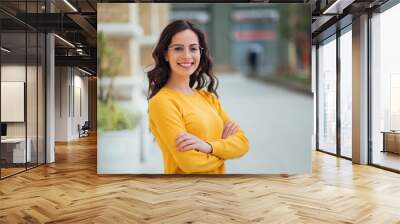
<box><xmin>171</xmin><ymin>3</ymin><xmax>278</xmax><ymax>75</ymax></box>
<box><xmin>98</xmin><ymin>3</ymin><xmax>170</xmax><ymax>103</ymax></box>
<box><xmin>97</xmin><ymin>3</ymin><xmax>169</xmax><ymax>174</ymax></box>
<box><xmin>171</xmin><ymin>3</ymin><xmax>309</xmax><ymax>79</ymax></box>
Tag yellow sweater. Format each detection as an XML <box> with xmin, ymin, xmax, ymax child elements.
<box><xmin>148</xmin><ymin>87</ymin><xmax>249</xmax><ymax>174</ymax></box>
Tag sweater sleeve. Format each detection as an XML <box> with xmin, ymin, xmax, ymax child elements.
<box><xmin>206</xmin><ymin>92</ymin><xmax>249</xmax><ymax>160</ymax></box>
<box><xmin>148</xmin><ymin>95</ymin><xmax>224</xmax><ymax>173</ymax></box>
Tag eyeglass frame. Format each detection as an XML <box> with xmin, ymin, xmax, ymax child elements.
<box><xmin>166</xmin><ymin>44</ymin><xmax>204</xmax><ymax>55</ymax></box>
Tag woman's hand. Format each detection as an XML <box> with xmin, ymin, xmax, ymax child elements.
<box><xmin>175</xmin><ymin>132</ymin><xmax>212</xmax><ymax>153</ymax></box>
<box><xmin>222</xmin><ymin>120</ymin><xmax>238</xmax><ymax>139</ymax></box>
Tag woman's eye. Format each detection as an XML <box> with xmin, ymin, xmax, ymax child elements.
<box><xmin>174</xmin><ymin>47</ymin><xmax>184</xmax><ymax>52</ymax></box>
<box><xmin>190</xmin><ymin>47</ymin><xmax>199</xmax><ymax>52</ymax></box>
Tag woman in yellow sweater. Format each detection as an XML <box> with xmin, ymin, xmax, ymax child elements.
<box><xmin>147</xmin><ymin>20</ymin><xmax>249</xmax><ymax>174</ymax></box>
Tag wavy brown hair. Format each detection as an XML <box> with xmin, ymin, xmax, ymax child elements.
<box><xmin>147</xmin><ymin>20</ymin><xmax>219</xmax><ymax>100</ymax></box>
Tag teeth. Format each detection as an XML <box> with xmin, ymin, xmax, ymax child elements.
<box><xmin>178</xmin><ymin>63</ymin><xmax>192</xmax><ymax>68</ymax></box>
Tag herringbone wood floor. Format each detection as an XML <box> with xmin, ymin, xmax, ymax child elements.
<box><xmin>1</xmin><ymin>134</ymin><xmax>400</xmax><ymax>223</ymax></box>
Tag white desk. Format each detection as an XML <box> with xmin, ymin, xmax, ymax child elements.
<box><xmin>1</xmin><ymin>138</ymin><xmax>31</xmax><ymax>163</ymax></box>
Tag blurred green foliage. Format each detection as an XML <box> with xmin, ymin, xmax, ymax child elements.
<box><xmin>97</xmin><ymin>32</ymin><xmax>122</xmax><ymax>80</ymax></box>
<box><xmin>98</xmin><ymin>100</ymin><xmax>138</xmax><ymax>132</ymax></box>
<box><xmin>278</xmin><ymin>5</ymin><xmax>310</xmax><ymax>40</ymax></box>
<box><xmin>97</xmin><ymin>31</ymin><xmax>138</xmax><ymax>132</ymax></box>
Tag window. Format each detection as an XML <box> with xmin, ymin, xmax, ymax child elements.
<box><xmin>317</xmin><ymin>35</ymin><xmax>337</xmax><ymax>154</ymax></box>
<box><xmin>339</xmin><ymin>27</ymin><xmax>352</xmax><ymax>158</ymax></box>
<box><xmin>371</xmin><ymin>3</ymin><xmax>400</xmax><ymax>171</ymax></box>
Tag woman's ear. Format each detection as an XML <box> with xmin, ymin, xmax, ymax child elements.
<box><xmin>164</xmin><ymin>54</ymin><xmax>169</xmax><ymax>62</ymax></box>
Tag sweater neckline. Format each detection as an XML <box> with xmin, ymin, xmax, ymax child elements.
<box><xmin>163</xmin><ymin>86</ymin><xmax>198</xmax><ymax>97</ymax></box>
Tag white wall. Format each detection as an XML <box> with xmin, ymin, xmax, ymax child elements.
<box><xmin>55</xmin><ymin>67</ymin><xmax>89</xmax><ymax>141</ymax></box>
<box><xmin>1</xmin><ymin>65</ymin><xmax>40</xmax><ymax>137</ymax></box>
<box><xmin>72</xmin><ymin>73</ymin><xmax>89</xmax><ymax>138</ymax></box>
<box><xmin>1</xmin><ymin>66</ymin><xmax>26</xmax><ymax>134</ymax></box>
<box><xmin>55</xmin><ymin>66</ymin><xmax>68</xmax><ymax>141</ymax></box>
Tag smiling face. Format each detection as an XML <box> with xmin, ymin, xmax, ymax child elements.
<box><xmin>165</xmin><ymin>29</ymin><xmax>202</xmax><ymax>79</ymax></box>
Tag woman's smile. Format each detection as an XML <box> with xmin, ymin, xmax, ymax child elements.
<box><xmin>177</xmin><ymin>62</ymin><xmax>195</xmax><ymax>69</ymax></box>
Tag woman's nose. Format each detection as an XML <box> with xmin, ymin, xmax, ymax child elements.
<box><xmin>182</xmin><ymin>48</ymin><xmax>192</xmax><ymax>57</ymax></box>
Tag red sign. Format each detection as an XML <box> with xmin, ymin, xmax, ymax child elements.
<box><xmin>234</xmin><ymin>30</ymin><xmax>276</xmax><ymax>41</ymax></box>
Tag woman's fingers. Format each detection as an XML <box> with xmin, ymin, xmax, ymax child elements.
<box><xmin>176</xmin><ymin>138</ymin><xmax>196</xmax><ymax>150</ymax></box>
<box><xmin>222</xmin><ymin>122</ymin><xmax>230</xmax><ymax>139</ymax></box>
<box><xmin>176</xmin><ymin>132</ymin><xmax>194</xmax><ymax>144</ymax></box>
<box><xmin>176</xmin><ymin>134</ymin><xmax>193</xmax><ymax>147</ymax></box>
<box><xmin>175</xmin><ymin>132</ymin><xmax>189</xmax><ymax>143</ymax></box>
<box><xmin>222</xmin><ymin>121</ymin><xmax>233</xmax><ymax>139</ymax></box>
<box><xmin>222</xmin><ymin>129</ymin><xmax>227</xmax><ymax>139</ymax></box>
<box><xmin>231</xmin><ymin>125</ymin><xmax>238</xmax><ymax>135</ymax></box>
<box><xmin>226</xmin><ymin>121</ymin><xmax>236</xmax><ymax>137</ymax></box>
<box><xmin>176</xmin><ymin>132</ymin><xmax>201</xmax><ymax>151</ymax></box>
<box><xmin>221</xmin><ymin>122</ymin><xmax>229</xmax><ymax>139</ymax></box>
<box><xmin>179</xmin><ymin>142</ymin><xmax>198</xmax><ymax>151</ymax></box>
<box><xmin>175</xmin><ymin>132</ymin><xmax>211</xmax><ymax>153</ymax></box>
<box><xmin>222</xmin><ymin>121</ymin><xmax>239</xmax><ymax>139</ymax></box>
<box><xmin>229</xmin><ymin>122</ymin><xmax>236</xmax><ymax>135</ymax></box>
<box><xmin>176</xmin><ymin>132</ymin><xmax>189</xmax><ymax>144</ymax></box>
<box><xmin>176</xmin><ymin>133</ymin><xmax>188</xmax><ymax>146</ymax></box>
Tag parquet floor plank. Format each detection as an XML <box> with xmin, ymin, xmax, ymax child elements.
<box><xmin>1</xmin><ymin>135</ymin><xmax>400</xmax><ymax>223</ymax></box>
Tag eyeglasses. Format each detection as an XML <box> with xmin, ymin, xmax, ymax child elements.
<box><xmin>167</xmin><ymin>45</ymin><xmax>203</xmax><ymax>55</ymax></box>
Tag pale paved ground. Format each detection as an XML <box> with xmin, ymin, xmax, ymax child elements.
<box><xmin>217</xmin><ymin>74</ymin><xmax>313</xmax><ymax>174</ymax></box>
